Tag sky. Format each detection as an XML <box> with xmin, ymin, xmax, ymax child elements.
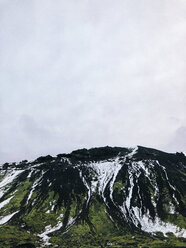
<box><xmin>0</xmin><ymin>0</ymin><xmax>186</xmax><ymax>163</ymax></box>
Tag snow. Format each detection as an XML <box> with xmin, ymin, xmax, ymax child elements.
<box><xmin>38</xmin><ymin>225</ymin><xmax>52</xmax><ymax>246</ymax></box>
<box><xmin>39</xmin><ymin>212</ymin><xmax>64</xmax><ymax>246</ymax></box>
<box><xmin>79</xmin><ymin>157</ymin><xmax>122</xmax><ymax>206</ymax></box>
<box><xmin>51</xmin><ymin>204</ymin><xmax>55</xmax><ymax>211</ymax></box>
<box><xmin>32</xmin><ymin>163</ymin><xmax>43</xmax><ymax>168</ymax></box>
<box><xmin>169</xmin><ymin>203</ymin><xmax>175</xmax><ymax>214</ymax></box>
<box><xmin>126</xmin><ymin>174</ymin><xmax>134</xmax><ymax>210</ymax></box>
<box><xmin>79</xmin><ymin>148</ymin><xmax>141</xmax><ymax>209</ymax></box>
<box><xmin>0</xmin><ymin>170</ymin><xmax>23</xmax><ymax>198</ymax></box>
<box><xmin>91</xmin><ymin>179</ymin><xmax>98</xmax><ymax>193</ymax></box>
<box><xmin>117</xmin><ymin>158</ymin><xmax>186</xmax><ymax>238</ymax></box>
<box><xmin>0</xmin><ymin>170</ymin><xmax>23</xmax><ymax>189</ymax></box>
<box><xmin>127</xmin><ymin>146</ymin><xmax>138</xmax><ymax>158</ymax></box>
<box><xmin>27</xmin><ymin>185</ymin><xmax>37</xmax><ymax>203</ymax></box>
<box><xmin>109</xmin><ymin>158</ymin><xmax>123</xmax><ymax>202</ymax></box>
<box><xmin>68</xmin><ymin>217</ymin><xmax>75</xmax><ymax>226</ymax></box>
<box><xmin>78</xmin><ymin>148</ymin><xmax>138</xmax><ymax>208</ymax></box>
<box><xmin>79</xmin><ymin>171</ymin><xmax>91</xmax><ymax>206</ymax></box>
<box><xmin>27</xmin><ymin>175</ymin><xmax>43</xmax><ymax>203</ymax></box>
<box><xmin>27</xmin><ymin>169</ymin><xmax>33</xmax><ymax>178</ymax></box>
<box><xmin>132</xmin><ymin>160</ymin><xmax>159</xmax><ymax>209</ymax></box>
<box><xmin>156</xmin><ymin>161</ymin><xmax>179</xmax><ymax>204</ymax></box>
<box><xmin>0</xmin><ymin>196</ymin><xmax>13</xmax><ymax>210</ymax></box>
<box><xmin>88</xmin><ymin>158</ymin><xmax>122</xmax><ymax>203</ymax></box>
<box><xmin>105</xmin><ymin>210</ymin><xmax>114</xmax><ymax>222</ymax></box>
<box><xmin>58</xmin><ymin>213</ymin><xmax>64</xmax><ymax>219</ymax></box>
<box><xmin>119</xmin><ymin>158</ymin><xmax>186</xmax><ymax>238</ymax></box>
<box><xmin>0</xmin><ymin>211</ymin><xmax>19</xmax><ymax>225</ymax></box>
<box><xmin>38</xmin><ymin>219</ymin><xmax>63</xmax><ymax>246</ymax></box>
<box><xmin>132</xmin><ymin>207</ymin><xmax>186</xmax><ymax>238</ymax></box>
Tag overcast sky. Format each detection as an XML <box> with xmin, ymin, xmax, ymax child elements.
<box><xmin>0</xmin><ymin>0</ymin><xmax>186</xmax><ymax>163</ymax></box>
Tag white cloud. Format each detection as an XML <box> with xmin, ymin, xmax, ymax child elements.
<box><xmin>0</xmin><ymin>0</ymin><xmax>186</xmax><ymax>163</ymax></box>
<box><xmin>164</xmin><ymin>126</ymin><xmax>186</xmax><ymax>153</ymax></box>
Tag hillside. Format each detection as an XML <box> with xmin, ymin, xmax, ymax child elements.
<box><xmin>0</xmin><ymin>146</ymin><xmax>186</xmax><ymax>248</ymax></box>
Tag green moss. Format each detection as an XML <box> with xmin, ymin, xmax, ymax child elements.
<box><xmin>0</xmin><ymin>173</ymin><xmax>5</xmax><ymax>182</ymax></box>
<box><xmin>0</xmin><ymin>225</ymin><xmax>38</xmax><ymax>248</ymax></box>
<box><xmin>113</xmin><ymin>181</ymin><xmax>124</xmax><ymax>191</ymax></box>
<box><xmin>0</xmin><ymin>179</ymin><xmax>32</xmax><ymax>215</ymax></box>
<box><xmin>166</xmin><ymin>214</ymin><xmax>186</xmax><ymax>229</ymax></box>
<box><xmin>22</xmin><ymin>191</ymin><xmax>63</xmax><ymax>233</ymax></box>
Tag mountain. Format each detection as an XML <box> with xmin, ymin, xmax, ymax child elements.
<box><xmin>0</xmin><ymin>146</ymin><xmax>186</xmax><ymax>248</ymax></box>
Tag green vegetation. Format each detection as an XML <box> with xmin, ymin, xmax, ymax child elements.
<box><xmin>0</xmin><ymin>225</ymin><xmax>38</xmax><ymax>248</ymax></box>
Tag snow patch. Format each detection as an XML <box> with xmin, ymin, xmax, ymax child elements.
<box><xmin>79</xmin><ymin>171</ymin><xmax>91</xmax><ymax>206</ymax></box>
<box><xmin>27</xmin><ymin>172</ymin><xmax>44</xmax><ymax>203</ymax></box>
<box><xmin>0</xmin><ymin>211</ymin><xmax>19</xmax><ymax>225</ymax></box>
<box><xmin>0</xmin><ymin>196</ymin><xmax>13</xmax><ymax>210</ymax></box>
<box><xmin>68</xmin><ymin>217</ymin><xmax>75</xmax><ymax>226</ymax></box>
<box><xmin>133</xmin><ymin>207</ymin><xmax>186</xmax><ymax>238</ymax></box>
<box><xmin>0</xmin><ymin>170</ymin><xmax>23</xmax><ymax>198</ymax></box>
<box><xmin>169</xmin><ymin>203</ymin><xmax>175</xmax><ymax>214</ymax></box>
<box><xmin>38</xmin><ymin>219</ymin><xmax>63</xmax><ymax>246</ymax></box>
<box><xmin>89</xmin><ymin>157</ymin><xmax>122</xmax><ymax>203</ymax></box>
<box><xmin>127</xmin><ymin>146</ymin><xmax>138</xmax><ymax>158</ymax></box>
<box><xmin>27</xmin><ymin>169</ymin><xmax>33</xmax><ymax>178</ymax></box>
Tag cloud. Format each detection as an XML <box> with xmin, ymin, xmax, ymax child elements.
<box><xmin>0</xmin><ymin>0</ymin><xmax>186</xmax><ymax>163</ymax></box>
<box><xmin>165</xmin><ymin>126</ymin><xmax>186</xmax><ymax>153</ymax></box>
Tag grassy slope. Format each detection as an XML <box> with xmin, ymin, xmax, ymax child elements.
<box><xmin>0</xmin><ymin>193</ymin><xmax>186</xmax><ymax>248</ymax></box>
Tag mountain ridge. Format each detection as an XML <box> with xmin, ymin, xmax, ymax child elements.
<box><xmin>0</xmin><ymin>146</ymin><xmax>186</xmax><ymax>248</ymax></box>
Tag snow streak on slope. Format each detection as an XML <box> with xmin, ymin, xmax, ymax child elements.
<box><xmin>157</xmin><ymin>161</ymin><xmax>179</xmax><ymax>204</ymax></box>
<box><xmin>38</xmin><ymin>221</ymin><xmax>63</xmax><ymax>247</ymax></box>
<box><xmin>80</xmin><ymin>147</ymin><xmax>138</xmax><ymax>206</ymax></box>
<box><xmin>0</xmin><ymin>170</ymin><xmax>23</xmax><ymax>198</ymax></box>
<box><xmin>133</xmin><ymin>207</ymin><xmax>186</xmax><ymax>238</ymax></box>
<box><xmin>79</xmin><ymin>170</ymin><xmax>91</xmax><ymax>206</ymax></box>
<box><xmin>27</xmin><ymin>174</ymin><xmax>43</xmax><ymax>204</ymax></box>
<box><xmin>0</xmin><ymin>211</ymin><xmax>19</xmax><ymax>225</ymax></box>
<box><xmin>118</xmin><ymin>158</ymin><xmax>186</xmax><ymax>238</ymax></box>
<box><xmin>90</xmin><ymin>158</ymin><xmax>121</xmax><ymax>201</ymax></box>
<box><xmin>0</xmin><ymin>196</ymin><xmax>13</xmax><ymax>210</ymax></box>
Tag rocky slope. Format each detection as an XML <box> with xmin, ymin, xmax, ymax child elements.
<box><xmin>0</xmin><ymin>146</ymin><xmax>186</xmax><ymax>248</ymax></box>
